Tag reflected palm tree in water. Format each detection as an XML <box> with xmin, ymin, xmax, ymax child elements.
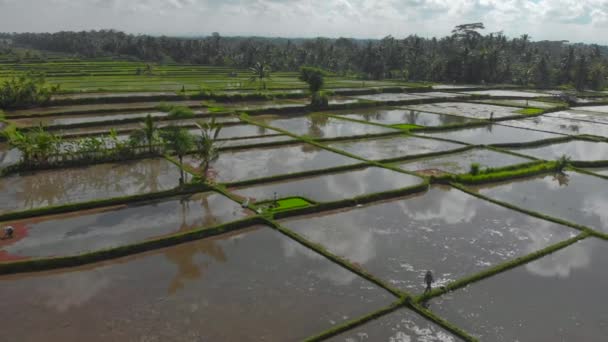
<box><xmin>408</xmin><ymin>110</ymin><xmax>420</xmax><ymax>125</ymax></box>
<box><xmin>485</xmin><ymin>123</ymin><xmax>494</xmax><ymax>133</ymax></box>
<box><xmin>163</xmin><ymin>194</ymin><xmax>247</xmax><ymax>295</ymax></box>
<box><xmin>308</xmin><ymin>113</ymin><xmax>329</xmax><ymax>138</ymax></box>
<box><xmin>552</xmin><ymin>172</ymin><xmax>570</xmax><ymax>187</ymax></box>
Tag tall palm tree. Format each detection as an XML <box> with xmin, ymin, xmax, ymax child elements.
<box><xmin>249</xmin><ymin>62</ymin><xmax>272</xmax><ymax>90</ymax></box>
<box><xmin>161</xmin><ymin>126</ymin><xmax>194</xmax><ymax>185</ymax></box>
<box><xmin>194</xmin><ymin>116</ymin><xmax>222</xmax><ymax>181</ymax></box>
<box><xmin>129</xmin><ymin>114</ymin><xmax>159</xmax><ymax>154</ymax></box>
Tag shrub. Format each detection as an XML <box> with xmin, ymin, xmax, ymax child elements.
<box><xmin>469</xmin><ymin>163</ymin><xmax>481</xmax><ymax>175</ymax></box>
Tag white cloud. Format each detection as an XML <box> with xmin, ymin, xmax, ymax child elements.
<box><xmin>0</xmin><ymin>0</ymin><xmax>605</xmax><ymax>43</ymax></box>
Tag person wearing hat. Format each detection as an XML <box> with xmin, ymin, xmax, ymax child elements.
<box><xmin>2</xmin><ymin>225</ymin><xmax>14</xmax><ymax>239</ymax></box>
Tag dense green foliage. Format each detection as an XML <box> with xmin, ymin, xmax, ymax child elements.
<box><xmin>3</xmin><ymin>26</ymin><xmax>607</xmax><ymax>90</ymax></box>
<box><xmin>0</xmin><ymin>73</ymin><xmax>58</xmax><ymax>108</ymax></box>
<box><xmin>193</xmin><ymin>116</ymin><xmax>222</xmax><ymax>180</ymax></box>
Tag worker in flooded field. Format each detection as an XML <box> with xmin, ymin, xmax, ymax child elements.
<box><xmin>424</xmin><ymin>270</ymin><xmax>434</xmax><ymax>293</ymax></box>
<box><xmin>2</xmin><ymin>225</ymin><xmax>14</xmax><ymax>239</ymax></box>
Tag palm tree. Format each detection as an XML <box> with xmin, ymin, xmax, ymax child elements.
<box><xmin>129</xmin><ymin>114</ymin><xmax>159</xmax><ymax>154</ymax></box>
<box><xmin>249</xmin><ymin>62</ymin><xmax>272</xmax><ymax>90</ymax></box>
<box><xmin>161</xmin><ymin>127</ymin><xmax>194</xmax><ymax>185</ymax></box>
<box><xmin>194</xmin><ymin>116</ymin><xmax>222</xmax><ymax>181</ymax></box>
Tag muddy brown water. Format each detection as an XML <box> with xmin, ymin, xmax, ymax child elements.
<box><xmin>429</xmin><ymin>238</ymin><xmax>608</xmax><ymax>341</ymax></box>
<box><xmin>0</xmin><ymin>226</ymin><xmax>394</xmax><ymax>341</ymax></box>
<box><xmin>279</xmin><ymin>186</ymin><xmax>576</xmax><ymax>293</ymax></box>
<box><xmin>0</xmin><ymin>191</ymin><xmax>252</xmax><ymax>260</ymax></box>
<box><xmin>0</xmin><ymin>158</ymin><xmax>181</xmax><ymax>214</ymax></box>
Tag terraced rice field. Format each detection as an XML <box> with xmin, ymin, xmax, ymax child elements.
<box><xmin>1</xmin><ymin>67</ymin><xmax>608</xmax><ymax>341</ymax></box>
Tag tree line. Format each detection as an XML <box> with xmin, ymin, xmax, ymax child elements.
<box><xmin>1</xmin><ymin>23</ymin><xmax>607</xmax><ymax>90</ymax></box>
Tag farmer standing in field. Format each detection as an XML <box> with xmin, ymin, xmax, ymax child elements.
<box><xmin>424</xmin><ymin>270</ymin><xmax>434</xmax><ymax>293</ymax></box>
<box><xmin>2</xmin><ymin>225</ymin><xmax>14</xmax><ymax>239</ymax></box>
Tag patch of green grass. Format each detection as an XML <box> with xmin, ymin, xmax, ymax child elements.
<box><xmin>433</xmin><ymin>161</ymin><xmax>556</xmax><ymax>185</ymax></box>
<box><xmin>391</xmin><ymin>123</ymin><xmax>423</xmax><ymax>130</ymax></box>
<box><xmin>258</xmin><ymin>197</ymin><xmax>313</xmax><ymax>213</ymax></box>
<box><xmin>516</xmin><ymin>107</ymin><xmax>544</xmax><ymax>115</ymax></box>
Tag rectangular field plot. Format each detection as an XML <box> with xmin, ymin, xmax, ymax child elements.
<box><xmin>420</xmin><ymin>125</ymin><xmax>561</xmax><ymax>145</ymax></box>
<box><xmin>338</xmin><ymin>108</ymin><xmax>478</xmax><ymax>127</ymax></box>
<box><xmin>0</xmin><ymin>143</ymin><xmax>20</xmax><ymax>168</ymax></box>
<box><xmin>571</xmin><ymin>105</ymin><xmax>608</xmax><ymax>113</ymax></box>
<box><xmin>0</xmin><ymin>158</ymin><xmax>180</xmax><ymax>214</ymax></box>
<box><xmin>398</xmin><ymin>148</ymin><xmax>532</xmax><ymax>175</ymax></box>
<box><xmin>461</xmin><ymin>89</ymin><xmax>546</xmax><ymax>97</ymax></box>
<box><xmin>185</xmin><ymin>143</ymin><xmax>359</xmax><ymax>183</ymax></box>
<box><xmin>413</xmin><ymin>91</ymin><xmax>466</xmax><ymax>98</ymax></box>
<box><xmin>5</xmin><ymin>100</ymin><xmax>203</xmax><ymax>117</ymax></box>
<box><xmin>327</xmin><ymin>136</ymin><xmax>463</xmax><ymax>161</ymax></box>
<box><xmin>500</xmin><ymin>116</ymin><xmax>608</xmax><ymax>137</ymax></box>
<box><xmin>52</xmin><ymin>91</ymin><xmax>176</xmax><ymax>100</ymax></box>
<box><xmin>231</xmin><ymin>167</ymin><xmax>423</xmax><ymax>203</ymax></box>
<box><xmin>12</xmin><ymin>110</ymin><xmax>193</xmax><ymax>128</ymax></box>
<box><xmin>187</xmin><ymin>124</ymin><xmax>279</xmax><ymax>139</ymax></box>
<box><xmin>546</xmin><ymin>109</ymin><xmax>608</xmax><ymax>125</ymax></box>
<box><xmin>329</xmin><ymin>308</ymin><xmax>460</xmax><ymax>342</ymax></box>
<box><xmin>0</xmin><ymin>226</ymin><xmax>393</xmax><ymax>341</ymax></box>
<box><xmin>256</xmin><ymin>114</ymin><xmax>398</xmax><ymax>138</ymax></box>
<box><xmin>352</xmin><ymin>93</ymin><xmax>429</xmax><ymax>102</ymax></box>
<box><xmin>475</xmin><ymin>172</ymin><xmax>608</xmax><ymax>232</ymax></box>
<box><xmin>429</xmin><ymin>238</ymin><xmax>608</xmax><ymax>342</ymax></box>
<box><xmin>508</xmin><ymin>140</ymin><xmax>608</xmax><ymax>161</ymax></box>
<box><xmin>476</xmin><ymin>99</ymin><xmax>560</xmax><ymax>108</ymax></box>
<box><xmin>220</xmin><ymin>99</ymin><xmax>308</xmax><ymax>110</ymax></box>
<box><xmin>219</xmin><ymin>135</ymin><xmax>295</xmax><ymax>148</ymax></box>
<box><xmin>405</xmin><ymin>102</ymin><xmax>520</xmax><ymax>119</ymax></box>
<box><xmin>280</xmin><ymin>187</ymin><xmax>576</xmax><ymax>293</ymax></box>
<box><xmin>584</xmin><ymin>167</ymin><xmax>608</xmax><ymax>176</ymax></box>
<box><xmin>0</xmin><ymin>192</ymin><xmax>251</xmax><ymax>260</ymax></box>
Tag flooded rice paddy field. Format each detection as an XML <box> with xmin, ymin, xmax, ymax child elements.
<box><xmin>327</xmin><ymin>136</ymin><xmax>464</xmax><ymax>161</ymax></box>
<box><xmin>0</xmin><ymin>158</ymin><xmax>180</xmax><ymax>214</ymax></box>
<box><xmin>0</xmin><ymin>226</ymin><xmax>394</xmax><ymax>341</ymax></box>
<box><xmin>476</xmin><ymin>99</ymin><xmax>560</xmax><ymax>108</ymax></box>
<box><xmin>461</xmin><ymin>89</ymin><xmax>547</xmax><ymax>97</ymax></box>
<box><xmin>405</xmin><ymin>102</ymin><xmax>522</xmax><ymax>119</ymax></box>
<box><xmin>231</xmin><ymin>166</ymin><xmax>423</xmax><ymax>203</ymax></box>
<box><xmin>352</xmin><ymin>93</ymin><xmax>431</xmax><ymax>102</ymax></box>
<box><xmin>185</xmin><ymin>143</ymin><xmax>359</xmax><ymax>183</ymax></box>
<box><xmin>475</xmin><ymin>171</ymin><xmax>608</xmax><ymax>232</ymax></box>
<box><xmin>421</xmin><ymin>124</ymin><xmax>561</xmax><ymax>145</ymax></box>
<box><xmin>329</xmin><ymin>307</ymin><xmax>460</xmax><ymax>341</ymax></box>
<box><xmin>509</xmin><ymin>140</ymin><xmax>608</xmax><ymax>161</ymax></box>
<box><xmin>5</xmin><ymin>100</ymin><xmax>203</xmax><ymax>117</ymax></box>
<box><xmin>336</xmin><ymin>107</ymin><xmax>479</xmax><ymax>127</ymax></box>
<box><xmin>0</xmin><ymin>192</ymin><xmax>252</xmax><ymax>260</ymax></box>
<box><xmin>255</xmin><ymin>114</ymin><xmax>398</xmax><ymax>138</ymax></box>
<box><xmin>398</xmin><ymin>148</ymin><xmax>532</xmax><ymax>174</ymax></box>
<box><xmin>429</xmin><ymin>238</ymin><xmax>608</xmax><ymax>341</ymax></box>
<box><xmin>571</xmin><ymin>105</ymin><xmax>608</xmax><ymax>113</ymax></box>
<box><xmin>5</xmin><ymin>92</ymin><xmax>608</xmax><ymax>340</ymax></box>
<box><xmin>500</xmin><ymin>115</ymin><xmax>608</xmax><ymax>137</ymax></box>
<box><xmin>280</xmin><ymin>187</ymin><xmax>576</xmax><ymax>293</ymax></box>
<box><xmin>12</xmin><ymin>110</ymin><xmax>188</xmax><ymax>127</ymax></box>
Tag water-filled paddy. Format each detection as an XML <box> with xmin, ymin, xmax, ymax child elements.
<box><xmin>219</xmin><ymin>135</ymin><xmax>294</xmax><ymax>147</ymax></box>
<box><xmin>430</xmin><ymin>238</ymin><xmax>608</xmax><ymax>341</ymax></box>
<box><xmin>416</xmin><ymin>91</ymin><xmax>466</xmax><ymax>98</ymax></box>
<box><xmin>584</xmin><ymin>167</ymin><xmax>608</xmax><ymax>176</ymax></box>
<box><xmin>477</xmin><ymin>99</ymin><xmax>559</xmax><ymax>108</ymax></box>
<box><xmin>338</xmin><ymin>108</ymin><xmax>478</xmax><ymax>127</ymax></box>
<box><xmin>280</xmin><ymin>187</ymin><xmax>576</xmax><ymax>293</ymax></box>
<box><xmin>231</xmin><ymin>166</ymin><xmax>423</xmax><ymax>203</ymax></box>
<box><xmin>398</xmin><ymin>148</ymin><xmax>531</xmax><ymax>174</ymax></box>
<box><xmin>327</xmin><ymin>136</ymin><xmax>463</xmax><ymax>161</ymax></box>
<box><xmin>0</xmin><ymin>226</ymin><xmax>393</xmax><ymax>341</ymax></box>
<box><xmin>500</xmin><ymin>116</ymin><xmax>608</xmax><ymax>137</ymax></box>
<box><xmin>5</xmin><ymin>100</ymin><xmax>203</xmax><ymax>117</ymax></box>
<box><xmin>52</xmin><ymin>91</ymin><xmax>176</xmax><ymax>100</ymax></box>
<box><xmin>405</xmin><ymin>102</ymin><xmax>519</xmax><ymax>119</ymax></box>
<box><xmin>509</xmin><ymin>140</ymin><xmax>608</xmax><ymax>161</ymax></box>
<box><xmin>329</xmin><ymin>308</ymin><xmax>459</xmax><ymax>342</ymax></box>
<box><xmin>0</xmin><ymin>143</ymin><xmax>20</xmax><ymax>168</ymax></box>
<box><xmin>547</xmin><ymin>109</ymin><xmax>608</xmax><ymax>125</ymax></box>
<box><xmin>0</xmin><ymin>158</ymin><xmax>180</xmax><ymax>214</ymax></box>
<box><xmin>352</xmin><ymin>93</ymin><xmax>429</xmax><ymax>102</ymax></box>
<box><xmin>13</xmin><ymin>110</ymin><xmax>180</xmax><ymax>127</ymax></box>
<box><xmin>462</xmin><ymin>89</ymin><xmax>545</xmax><ymax>97</ymax></box>
<box><xmin>185</xmin><ymin>143</ymin><xmax>359</xmax><ymax>183</ymax></box>
<box><xmin>257</xmin><ymin>114</ymin><xmax>397</xmax><ymax>138</ymax></box>
<box><xmin>475</xmin><ymin>171</ymin><xmax>608</xmax><ymax>232</ymax></box>
<box><xmin>421</xmin><ymin>125</ymin><xmax>560</xmax><ymax>145</ymax></box>
<box><xmin>0</xmin><ymin>192</ymin><xmax>251</xmax><ymax>260</ymax></box>
<box><xmin>572</xmin><ymin>105</ymin><xmax>608</xmax><ymax>113</ymax></box>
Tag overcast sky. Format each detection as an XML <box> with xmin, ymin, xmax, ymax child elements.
<box><xmin>0</xmin><ymin>0</ymin><xmax>607</xmax><ymax>44</ymax></box>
